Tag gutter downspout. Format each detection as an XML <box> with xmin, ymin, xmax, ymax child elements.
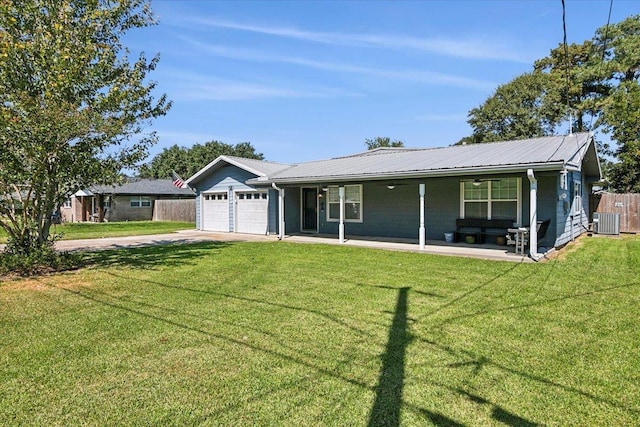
<box><xmin>527</xmin><ymin>169</ymin><xmax>541</xmax><ymax>261</ymax></box>
<box><xmin>272</xmin><ymin>183</ymin><xmax>285</xmax><ymax>240</ymax></box>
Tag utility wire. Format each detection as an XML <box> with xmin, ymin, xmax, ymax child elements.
<box><xmin>588</xmin><ymin>0</ymin><xmax>614</xmax><ymax>132</ymax></box>
<box><xmin>561</xmin><ymin>0</ymin><xmax>573</xmax><ymax>134</ymax></box>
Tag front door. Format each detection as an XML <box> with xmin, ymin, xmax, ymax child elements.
<box><xmin>302</xmin><ymin>188</ymin><xmax>318</xmax><ymax>232</ymax></box>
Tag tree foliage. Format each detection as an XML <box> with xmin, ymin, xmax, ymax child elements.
<box><xmin>364</xmin><ymin>137</ymin><xmax>405</xmax><ymax>150</ymax></box>
<box><xmin>138</xmin><ymin>141</ymin><xmax>264</xmax><ymax>179</ymax></box>
<box><xmin>464</xmin><ymin>72</ymin><xmax>558</xmax><ymax>144</ymax></box>
<box><xmin>0</xmin><ymin>0</ymin><xmax>171</xmax><ymax>255</ymax></box>
<box><xmin>460</xmin><ymin>15</ymin><xmax>640</xmax><ymax>191</ymax></box>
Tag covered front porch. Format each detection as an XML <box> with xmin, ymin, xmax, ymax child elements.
<box><xmin>271</xmin><ymin>172</ymin><xmax>551</xmax><ymax>260</ymax></box>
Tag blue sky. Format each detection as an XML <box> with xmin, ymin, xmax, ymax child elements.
<box><xmin>127</xmin><ymin>0</ymin><xmax>639</xmax><ymax>165</ymax></box>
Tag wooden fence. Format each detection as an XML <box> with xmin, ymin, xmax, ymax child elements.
<box><xmin>592</xmin><ymin>193</ymin><xmax>640</xmax><ymax>233</ymax></box>
<box><xmin>153</xmin><ymin>199</ymin><xmax>195</xmax><ymax>223</ymax></box>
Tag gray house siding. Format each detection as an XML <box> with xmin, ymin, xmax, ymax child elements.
<box><xmin>279</xmin><ymin>172</ymin><xmax>579</xmax><ymax>248</ymax></box>
<box><xmin>284</xmin><ymin>187</ymin><xmax>301</xmax><ymax>234</ymax></box>
<box><xmin>195</xmin><ymin>189</ymin><xmax>201</xmax><ymax>229</ymax></box>
<box><xmin>555</xmin><ymin>170</ymin><xmax>588</xmax><ymax>246</ymax></box>
<box><xmin>316</xmin><ymin>181</ymin><xmax>441</xmax><ymax>240</ymax></box>
<box><xmin>534</xmin><ymin>173</ymin><xmax>558</xmax><ymax>248</ymax></box>
<box><xmin>268</xmin><ymin>188</ymin><xmax>279</xmax><ymax>234</ymax></box>
<box><xmin>425</xmin><ymin>178</ymin><xmax>461</xmax><ymax>240</ymax></box>
<box><xmin>287</xmin><ymin>177</ymin><xmax>535</xmax><ymax>241</ymax></box>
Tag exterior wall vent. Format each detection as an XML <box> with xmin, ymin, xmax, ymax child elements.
<box><xmin>593</xmin><ymin>212</ymin><xmax>620</xmax><ymax>235</ymax></box>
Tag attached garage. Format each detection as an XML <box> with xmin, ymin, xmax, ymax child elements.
<box><xmin>202</xmin><ymin>193</ymin><xmax>229</xmax><ymax>232</ymax></box>
<box><xmin>186</xmin><ymin>155</ymin><xmax>290</xmax><ymax>235</ymax></box>
<box><xmin>235</xmin><ymin>192</ymin><xmax>268</xmax><ymax>234</ymax></box>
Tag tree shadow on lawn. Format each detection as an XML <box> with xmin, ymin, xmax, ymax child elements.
<box><xmin>102</xmin><ymin>269</ymin><xmax>372</xmax><ymax>338</ymax></box>
<box><xmin>79</xmin><ymin>241</ymin><xmax>231</xmax><ymax>271</ymax></box>
<box><xmin>46</xmin><ymin>255</ymin><xmax>638</xmax><ymax>425</ymax></box>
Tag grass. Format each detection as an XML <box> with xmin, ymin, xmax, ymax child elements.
<box><xmin>0</xmin><ymin>235</ymin><xmax>638</xmax><ymax>425</ymax></box>
<box><xmin>0</xmin><ymin>221</ymin><xmax>195</xmax><ymax>243</ymax></box>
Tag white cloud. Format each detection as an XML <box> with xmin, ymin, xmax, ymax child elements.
<box><xmin>179</xmin><ymin>39</ymin><xmax>497</xmax><ymax>91</ymax></box>
<box><xmin>189</xmin><ymin>17</ymin><xmax>531</xmax><ymax>63</ymax></box>
<box><xmin>167</xmin><ymin>71</ymin><xmax>361</xmax><ymax>101</ymax></box>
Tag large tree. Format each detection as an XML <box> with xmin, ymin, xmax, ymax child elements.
<box><xmin>462</xmin><ymin>72</ymin><xmax>559</xmax><ymax>144</ymax></box>
<box><xmin>459</xmin><ymin>15</ymin><xmax>640</xmax><ymax>191</ymax></box>
<box><xmin>0</xmin><ymin>0</ymin><xmax>171</xmax><ymax>254</ymax></box>
<box><xmin>138</xmin><ymin>141</ymin><xmax>264</xmax><ymax>179</ymax></box>
<box><xmin>596</xmin><ymin>15</ymin><xmax>640</xmax><ymax>191</ymax></box>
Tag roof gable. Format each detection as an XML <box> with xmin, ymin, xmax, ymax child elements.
<box><xmin>186</xmin><ymin>155</ymin><xmax>290</xmax><ymax>185</ymax></box>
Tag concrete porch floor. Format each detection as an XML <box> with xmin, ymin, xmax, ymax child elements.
<box><xmin>281</xmin><ymin>233</ymin><xmax>534</xmax><ymax>263</ymax></box>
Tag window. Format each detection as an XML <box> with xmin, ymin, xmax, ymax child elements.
<box><xmin>573</xmin><ymin>181</ymin><xmax>582</xmax><ymax>215</ymax></box>
<box><xmin>130</xmin><ymin>196</ymin><xmax>151</xmax><ymax>208</ymax></box>
<box><xmin>461</xmin><ymin>178</ymin><xmax>520</xmax><ymax>223</ymax></box>
<box><xmin>102</xmin><ymin>197</ymin><xmax>111</xmax><ymax>209</ymax></box>
<box><xmin>327</xmin><ymin>185</ymin><xmax>362</xmax><ymax>222</ymax></box>
<box><xmin>63</xmin><ymin>198</ymin><xmax>72</xmax><ymax>208</ymax></box>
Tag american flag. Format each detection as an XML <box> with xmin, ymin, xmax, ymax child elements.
<box><xmin>172</xmin><ymin>170</ymin><xmax>185</xmax><ymax>188</ymax></box>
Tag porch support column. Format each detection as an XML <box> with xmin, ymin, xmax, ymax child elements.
<box><xmin>527</xmin><ymin>169</ymin><xmax>540</xmax><ymax>260</ymax></box>
<box><xmin>272</xmin><ymin>183</ymin><xmax>285</xmax><ymax>240</ymax></box>
<box><xmin>419</xmin><ymin>183</ymin><xmax>425</xmax><ymax>250</ymax></box>
<box><xmin>339</xmin><ymin>186</ymin><xmax>345</xmax><ymax>243</ymax></box>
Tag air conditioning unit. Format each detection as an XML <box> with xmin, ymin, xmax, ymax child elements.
<box><xmin>593</xmin><ymin>212</ymin><xmax>620</xmax><ymax>235</ymax></box>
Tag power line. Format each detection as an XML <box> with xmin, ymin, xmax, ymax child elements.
<box><xmin>587</xmin><ymin>0</ymin><xmax>614</xmax><ymax>132</ymax></box>
<box><xmin>561</xmin><ymin>0</ymin><xmax>573</xmax><ymax>134</ymax></box>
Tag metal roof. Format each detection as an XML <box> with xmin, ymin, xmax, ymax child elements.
<box><xmin>90</xmin><ymin>179</ymin><xmax>195</xmax><ymax>196</ymax></box>
<box><xmin>253</xmin><ymin>133</ymin><xmax>598</xmax><ymax>184</ymax></box>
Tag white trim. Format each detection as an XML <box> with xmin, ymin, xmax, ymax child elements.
<box><xmin>199</xmin><ymin>192</ymin><xmax>204</xmax><ymax>230</ymax></box>
<box><xmin>300</xmin><ymin>187</ymin><xmax>319</xmax><ymax>233</ymax></box>
<box><xmin>573</xmin><ymin>180</ymin><xmax>583</xmax><ymax>215</ymax></box>
<box><xmin>326</xmin><ymin>184</ymin><xmax>363</xmax><ymax>223</ymax></box>
<box><xmin>129</xmin><ymin>196</ymin><xmax>151</xmax><ymax>208</ymax></box>
<box><xmin>459</xmin><ymin>182</ymin><xmax>465</xmax><ymax>219</ymax></box>
<box><xmin>460</xmin><ymin>178</ymin><xmax>521</xmax><ymax>224</ymax></box>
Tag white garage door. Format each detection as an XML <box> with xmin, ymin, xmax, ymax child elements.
<box><xmin>236</xmin><ymin>192</ymin><xmax>268</xmax><ymax>234</ymax></box>
<box><xmin>202</xmin><ymin>193</ymin><xmax>229</xmax><ymax>232</ymax></box>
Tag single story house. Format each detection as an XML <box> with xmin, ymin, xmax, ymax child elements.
<box><xmin>187</xmin><ymin>133</ymin><xmax>602</xmax><ymax>259</ymax></box>
<box><xmin>60</xmin><ymin>178</ymin><xmax>195</xmax><ymax>222</ymax></box>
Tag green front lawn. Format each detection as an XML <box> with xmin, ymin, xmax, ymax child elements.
<box><xmin>1</xmin><ymin>236</ymin><xmax>638</xmax><ymax>425</ymax></box>
<box><xmin>0</xmin><ymin>221</ymin><xmax>194</xmax><ymax>243</ymax></box>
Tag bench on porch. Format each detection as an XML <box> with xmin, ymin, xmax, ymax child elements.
<box><xmin>454</xmin><ymin>218</ymin><xmax>516</xmax><ymax>244</ymax></box>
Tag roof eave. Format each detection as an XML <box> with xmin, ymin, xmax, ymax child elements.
<box><xmin>248</xmin><ymin>162</ymin><xmax>567</xmax><ymax>185</ymax></box>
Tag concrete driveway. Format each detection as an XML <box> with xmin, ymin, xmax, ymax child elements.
<box><xmin>53</xmin><ymin>229</ymin><xmax>277</xmax><ymax>252</ymax></box>
<box><xmin>0</xmin><ymin>230</ymin><xmax>276</xmax><ymax>253</ymax></box>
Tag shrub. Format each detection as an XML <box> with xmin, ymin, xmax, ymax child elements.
<box><xmin>0</xmin><ymin>237</ymin><xmax>81</xmax><ymax>277</ymax></box>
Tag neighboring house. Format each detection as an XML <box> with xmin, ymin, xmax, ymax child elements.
<box><xmin>185</xmin><ymin>156</ymin><xmax>291</xmax><ymax>234</ymax></box>
<box><xmin>187</xmin><ymin>133</ymin><xmax>602</xmax><ymax>258</ymax></box>
<box><xmin>60</xmin><ymin>178</ymin><xmax>195</xmax><ymax>223</ymax></box>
